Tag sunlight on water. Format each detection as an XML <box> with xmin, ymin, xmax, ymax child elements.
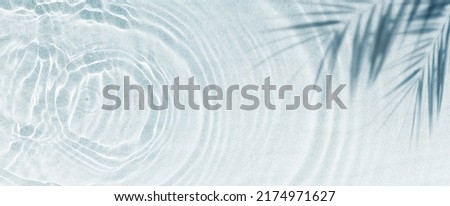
<box><xmin>1</xmin><ymin>0</ymin><xmax>450</xmax><ymax>185</ymax></box>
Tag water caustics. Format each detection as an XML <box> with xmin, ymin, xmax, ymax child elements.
<box><xmin>1</xmin><ymin>0</ymin><xmax>450</xmax><ymax>185</ymax></box>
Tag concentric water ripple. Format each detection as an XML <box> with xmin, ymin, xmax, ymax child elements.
<box><xmin>0</xmin><ymin>0</ymin><xmax>236</xmax><ymax>185</ymax></box>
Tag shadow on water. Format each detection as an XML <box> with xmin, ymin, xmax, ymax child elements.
<box><xmin>259</xmin><ymin>1</ymin><xmax>450</xmax><ymax>146</ymax></box>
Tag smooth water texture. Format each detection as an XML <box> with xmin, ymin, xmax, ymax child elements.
<box><xmin>1</xmin><ymin>0</ymin><xmax>450</xmax><ymax>185</ymax></box>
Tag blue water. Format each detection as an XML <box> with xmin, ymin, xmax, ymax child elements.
<box><xmin>1</xmin><ymin>0</ymin><xmax>450</xmax><ymax>185</ymax></box>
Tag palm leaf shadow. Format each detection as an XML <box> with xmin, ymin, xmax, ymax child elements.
<box><xmin>260</xmin><ymin>1</ymin><xmax>450</xmax><ymax>146</ymax></box>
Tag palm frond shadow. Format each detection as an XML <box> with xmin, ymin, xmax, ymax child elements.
<box><xmin>261</xmin><ymin>2</ymin><xmax>450</xmax><ymax>146</ymax></box>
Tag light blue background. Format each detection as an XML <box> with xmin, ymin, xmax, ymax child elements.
<box><xmin>0</xmin><ymin>0</ymin><xmax>450</xmax><ymax>185</ymax></box>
